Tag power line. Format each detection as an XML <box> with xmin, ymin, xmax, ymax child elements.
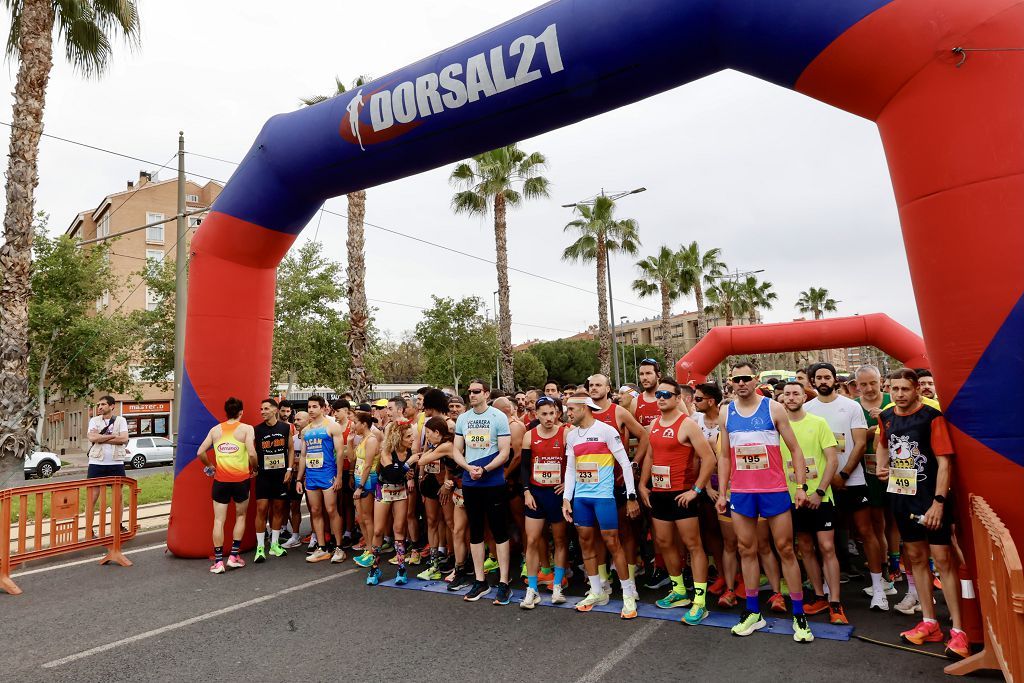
<box><xmin>368</xmin><ymin>297</ymin><xmax>577</xmax><ymax>334</ymax></box>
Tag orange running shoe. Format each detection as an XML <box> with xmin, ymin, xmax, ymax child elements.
<box><xmin>829</xmin><ymin>604</ymin><xmax>849</xmax><ymax>625</ymax></box>
<box><xmin>803</xmin><ymin>596</ymin><xmax>829</xmax><ymax>615</ymax></box>
<box><xmin>718</xmin><ymin>589</ymin><xmax>738</xmax><ymax>608</ymax></box>
<box><xmin>901</xmin><ymin>620</ymin><xmax>944</xmax><ymax>645</ymax></box>
<box><xmin>768</xmin><ymin>592</ymin><xmax>787</xmax><ymax>613</ymax></box>
<box><xmin>945</xmin><ymin>629</ymin><xmax>969</xmax><ymax>659</ymax></box>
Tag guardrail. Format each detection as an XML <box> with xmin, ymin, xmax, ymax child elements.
<box><xmin>1</xmin><ymin>476</ymin><xmax>140</xmax><ymax>595</ymax></box>
<box><xmin>946</xmin><ymin>495</ymin><xmax>1024</xmax><ymax>679</ymax></box>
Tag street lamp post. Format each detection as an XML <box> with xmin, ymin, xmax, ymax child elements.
<box><xmin>493</xmin><ymin>290</ymin><xmax>501</xmax><ymax>391</ymax></box>
<box><xmin>619</xmin><ymin>316</ymin><xmax>629</xmax><ymax>385</ymax></box>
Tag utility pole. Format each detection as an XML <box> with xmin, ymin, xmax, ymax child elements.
<box><xmin>493</xmin><ymin>290</ymin><xmax>501</xmax><ymax>391</ymax></box>
<box><xmin>173</xmin><ymin>132</ymin><xmax>188</xmax><ymax>442</ymax></box>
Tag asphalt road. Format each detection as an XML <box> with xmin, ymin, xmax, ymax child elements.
<box><xmin>3</xmin><ymin>530</ymin><xmax>967</xmax><ymax>683</ymax></box>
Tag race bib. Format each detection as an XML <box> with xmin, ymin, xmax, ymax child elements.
<box><xmin>533</xmin><ymin>461</ymin><xmax>561</xmax><ymax>486</ymax></box>
<box><xmin>453</xmin><ymin>488</ymin><xmax>464</xmax><ymax>507</ymax></box>
<box><xmin>265</xmin><ymin>454</ymin><xmax>285</xmax><ymax>470</ymax></box>
<box><xmin>466</xmin><ymin>428</ymin><xmax>491</xmax><ymax>450</ymax></box>
<box><xmin>651</xmin><ymin>465</ymin><xmax>672</xmax><ymax>490</ymax></box>
<box><xmin>380</xmin><ymin>483</ymin><xmax>407</xmax><ymax>502</ymax></box>
<box><xmin>788</xmin><ymin>460</ymin><xmax>819</xmax><ymax>482</ymax></box>
<box><xmin>576</xmin><ymin>462</ymin><xmax>599</xmax><ymax>485</ymax></box>
<box><xmin>735</xmin><ymin>445</ymin><xmax>769</xmax><ymax>471</ymax></box>
<box><xmin>306</xmin><ymin>453</ymin><xmax>323</xmax><ymax>469</ymax></box>
<box><xmin>864</xmin><ymin>452</ymin><xmax>877</xmax><ymax>475</ymax></box>
<box><xmin>834</xmin><ymin>432</ymin><xmax>847</xmax><ymax>453</ymax></box>
<box><xmin>887</xmin><ymin>467</ymin><xmax>918</xmax><ymax>496</ymax></box>
<box><xmin>424</xmin><ymin>461</ymin><xmax>441</xmax><ymax>475</ymax></box>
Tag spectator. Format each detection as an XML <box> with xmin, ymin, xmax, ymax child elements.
<box><xmin>86</xmin><ymin>395</ymin><xmax>129</xmax><ymax>537</ymax></box>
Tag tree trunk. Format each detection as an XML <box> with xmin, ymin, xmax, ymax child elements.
<box><xmin>694</xmin><ymin>285</ymin><xmax>707</xmax><ymax>339</ymax></box>
<box><xmin>345</xmin><ymin>190</ymin><xmax>371</xmax><ymax>402</ymax></box>
<box><xmin>725</xmin><ymin>306</ymin><xmax>734</xmax><ymax>327</ymax></box>
<box><xmin>286</xmin><ymin>370</ymin><xmax>295</xmax><ymax>400</ymax></box>
<box><xmin>660</xmin><ymin>282</ymin><xmax>672</xmax><ymax>369</ymax></box>
<box><xmin>595</xmin><ymin>234</ymin><xmax>610</xmax><ymax>377</ymax></box>
<box><xmin>748</xmin><ymin>310</ymin><xmax>757</xmax><ymax>325</ymax></box>
<box><xmin>493</xmin><ymin>193</ymin><xmax>515</xmax><ymax>390</ymax></box>
<box><xmin>0</xmin><ymin>0</ymin><xmax>55</xmax><ymax>473</ymax></box>
<box><xmin>33</xmin><ymin>332</ymin><xmax>56</xmax><ymax>445</ymax></box>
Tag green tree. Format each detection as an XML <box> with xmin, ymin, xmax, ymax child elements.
<box><xmin>132</xmin><ymin>255</ymin><xmax>176</xmax><ymax>389</ymax></box>
<box><xmin>632</xmin><ymin>246</ymin><xmax>685</xmax><ymax>368</ymax></box>
<box><xmin>676</xmin><ymin>241</ymin><xmax>726</xmax><ymax>340</ymax></box>
<box><xmin>1</xmin><ymin>0</ymin><xmax>141</xmax><ymax>463</ymax></box>
<box><xmin>373</xmin><ymin>331</ymin><xmax>426</xmax><ymax>384</ymax></box>
<box><xmin>513</xmin><ymin>350</ymin><xmax>547</xmax><ymax>389</ymax></box>
<box><xmin>796</xmin><ymin>286</ymin><xmax>839</xmax><ymax>320</ymax></box>
<box><xmin>562</xmin><ymin>196</ymin><xmax>640</xmax><ymax>376</ymax></box>
<box><xmin>30</xmin><ymin>216</ymin><xmax>136</xmax><ymax>443</ymax></box>
<box><xmin>301</xmin><ymin>75</ymin><xmax>373</xmax><ymax>400</ymax></box>
<box><xmin>704</xmin><ymin>279</ymin><xmax>745</xmax><ymax>327</ymax></box>
<box><xmin>450</xmin><ymin>144</ymin><xmax>550</xmax><ymax>391</ymax></box>
<box><xmin>415</xmin><ymin>295</ymin><xmax>498</xmax><ymax>394</ymax></box>
<box><xmin>527</xmin><ymin>338</ymin><xmax>664</xmax><ymax>387</ymax></box>
<box><xmin>272</xmin><ymin>241</ymin><xmax>350</xmax><ymax>396</ymax></box>
<box><xmin>738</xmin><ymin>275</ymin><xmax>777</xmax><ymax>324</ymax></box>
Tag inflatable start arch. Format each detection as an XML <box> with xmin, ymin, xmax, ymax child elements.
<box><xmin>170</xmin><ymin>0</ymin><xmax>1024</xmax><ymax>597</ymax></box>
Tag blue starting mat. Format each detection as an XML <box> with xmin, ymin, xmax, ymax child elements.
<box><xmin>378</xmin><ymin>577</ymin><xmax>855</xmax><ymax>642</ymax></box>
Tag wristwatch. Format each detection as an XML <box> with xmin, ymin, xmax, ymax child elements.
<box><xmin>286</xmin><ymin>467</ymin><xmax>293</xmax><ymax>472</ymax></box>
<box><xmin>627</xmin><ymin>493</ymin><xmax>638</xmax><ymax>501</ymax></box>
<box><xmin>839</xmin><ymin>471</ymin><xmax>851</xmax><ymax>481</ymax></box>
<box><xmin>815</xmin><ymin>488</ymin><xmax>826</xmax><ymax>498</ymax></box>
<box><xmin>934</xmin><ymin>494</ymin><xmax>946</xmax><ymax>504</ymax></box>
<box><xmin>798</xmin><ymin>483</ymin><xmax>808</xmax><ymax>492</ymax></box>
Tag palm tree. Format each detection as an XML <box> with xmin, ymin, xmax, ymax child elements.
<box><xmin>738</xmin><ymin>275</ymin><xmax>778</xmax><ymax>325</ymax></box>
<box><xmin>563</xmin><ymin>195</ymin><xmax>641</xmax><ymax>376</ymax></box>
<box><xmin>0</xmin><ymin>0</ymin><xmax>140</xmax><ymax>467</ymax></box>
<box><xmin>632</xmin><ymin>246</ymin><xmax>684</xmax><ymax>367</ymax></box>
<box><xmin>676</xmin><ymin>241</ymin><xmax>726</xmax><ymax>340</ymax></box>
<box><xmin>704</xmin><ymin>279</ymin><xmax>745</xmax><ymax>327</ymax></box>
<box><xmin>796</xmin><ymin>286</ymin><xmax>839</xmax><ymax>320</ymax></box>
<box><xmin>301</xmin><ymin>75</ymin><xmax>373</xmax><ymax>401</ymax></box>
<box><xmin>450</xmin><ymin>145</ymin><xmax>550</xmax><ymax>390</ymax></box>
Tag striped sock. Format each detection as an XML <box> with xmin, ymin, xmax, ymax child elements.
<box><xmin>214</xmin><ymin>546</ymin><xmax>223</xmax><ymax>563</ymax></box>
<box><xmin>230</xmin><ymin>540</ymin><xmax>240</xmax><ymax>557</ymax></box>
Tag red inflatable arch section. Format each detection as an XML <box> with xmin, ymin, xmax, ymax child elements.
<box><xmin>675</xmin><ymin>313</ymin><xmax>929</xmax><ymax>384</ymax></box>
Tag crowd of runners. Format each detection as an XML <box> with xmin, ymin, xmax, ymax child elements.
<box><xmin>196</xmin><ymin>358</ymin><xmax>966</xmax><ymax>658</ymax></box>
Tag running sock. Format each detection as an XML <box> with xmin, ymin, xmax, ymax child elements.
<box><xmin>693</xmin><ymin>581</ymin><xmax>707</xmax><ymax>607</ymax></box>
<box><xmin>230</xmin><ymin>540</ymin><xmax>241</xmax><ymax>557</ymax></box>
<box><xmin>271</xmin><ymin>529</ymin><xmax>280</xmax><ymax>546</ymax></box>
<box><xmin>670</xmin><ymin>574</ymin><xmax>685</xmax><ymax>594</ymax></box>
<box><xmin>438</xmin><ymin>545</ymin><xmax>447</xmax><ymax>556</ymax></box>
<box><xmin>396</xmin><ymin>539</ymin><xmax>407</xmax><ymax>571</ymax></box>
<box><xmin>628</xmin><ymin>564</ymin><xmax>637</xmax><ymax>581</ymax></box>
<box><xmin>598</xmin><ymin>564</ymin><xmax>609</xmax><ymax>582</ymax></box>
<box><xmin>528</xmin><ymin>575</ymin><xmax>539</xmax><ymax>592</ymax></box>
<box><xmin>371</xmin><ymin>545</ymin><xmax>382</xmax><ymax>569</ymax></box>
<box><xmin>870</xmin><ymin>571</ymin><xmax>884</xmax><ymax>593</ymax></box>
<box><xmin>924</xmin><ymin>617</ymin><xmax>938</xmax><ymax>625</ymax></box>
<box><xmin>746</xmin><ymin>589</ymin><xmax>760</xmax><ymax>613</ymax></box>
<box><xmin>906</xmin><ymin>574</ymin><xmax>918</xmax><ymax>598</ymax></box>
<box><xmin>951</xmin><ymin>627</ymin><xmax>965</xmax><ymax>636</ymax></box>
<box><xmin>256</xmin><ymin>531</ymin><xmax>266</xmax><ymax>549</ymax></box>
<box><xmin>588</xmin><ymin>574</ymin><xmax>602</xmax><ymax>595</ymax></box>
<box><xmin>554</xmin><ymin>566</ymin><xmax>565</xmax><ymax>587</ymax></box>
<box><xmin>621</xmin><ymin>578</ymin><xmax>638</xmax><ymax>598</ymax></box>
<box><xmin>214</xmin><ymin>546</ymin><xmax>223</xmax><ymax>563</ymax></box>
<box><xmin>790</xmin><ymin>591</ymin><xmax>804</xmax><ymax>616</ymax></box>
<box><xmin>888</xmin><ymin>552</ymin><xmax>901</xmax><ymax>575</ymax></box>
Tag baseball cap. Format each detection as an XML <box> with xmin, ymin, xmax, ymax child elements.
<box><xmin>567</xmin><ymin>394</ymin><xmax>601</xmax><ymax>410</ymax></box>
<box><xmin>372</xmin><ymin>399</ymin><xmax>388</xmax><ymax>408</ymax></box>
<box><xmin>357</xmin><ymin>402</ymin><xmax>372</xmax><ymax>412</ymax></box>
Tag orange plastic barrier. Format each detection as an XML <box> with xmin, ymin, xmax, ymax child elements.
<box><xmin>946</xmin><ymin>495</ymin><xmax>1024</xmax><ymax>679</ymax></box>
<box><xmin>1</xmin><ymin>476</ymin><xmax>140</xmax><ymax>595</ymax></box>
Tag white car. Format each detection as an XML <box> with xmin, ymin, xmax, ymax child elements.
<box><xmin>123</xmin><ymin>436</ymin><xmax>175</xmax><ymax>469</ymax></box>
<box><xmin>24</xmin><ymin>451</ymin><xmax>62</xmax><ymax>479</ymax></box>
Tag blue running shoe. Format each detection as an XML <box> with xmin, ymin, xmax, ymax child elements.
<box><xmin>366</xmin><ymin>567</ymin><xmax>382</xmax><ymax>586</ymax></box>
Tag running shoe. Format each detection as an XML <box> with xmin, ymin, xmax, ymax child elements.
<box><xmin>301</xmin><ymin>533</ymin><xmax>313</xmax><ymax>544</ymax></box>
<box><xmin>381</xmin><ymin>539</ymin><xmax>394</xmax><ymax>553</ymax></box>
<box><xmin>759</xmin><ymin>574</ymin><xmax>770</xmax><ymax>588</ymax></box>
<box><xmin>870</xmin><ymin>592</ymin><xmax>890</xmax><ymax>612</ymax></box>
<box><xmin>407</xmin><ymin>553</ymin><xmax>421</xmax><ymax>566</ymax></box>
<box><xmin>804</xmin><ymin>596</ymin><xmax>829</xmax><ymax>615</ymax></box>
<box><xmin>520</xmin><ymin>560</ymin><xmax>528</xmax><ymax>579</ymax></box>
<box><xmin>306</xmin><ymin>548</ymin><xmax>331</xmax><ymax>563</ymax></box>
<box><xmin>464</xmin><ymin>580</ymin><xmax>491</xmax><ymax>602</ymax></box>
<box><xmin>718</xmin><ymin>590</ymin><xmax>739</xmax><ymax>609</ymax></box>
<box><xmin>268</xmin><ymin>543</ymin><xmax>287</xmax><ymax>558</ymax></box>
<box><xmin>254</xmin><ymin>545</ymin><xmax>267</xmax><ymax>564</ymax></box>
<box><xmin>643</xmin><ymin>568</ymin><xmax>671</xmax><ymax>590</ymax></box>
<box><xmin>894</xmin><ymin>592</ymin><xmax>922</xmax><ymax>615</ymax></box>
<box><xmin>520</xmin><ymin>588</ymin><xmax>541</xmax><ymax>609</ymax></box>
<box><xmin>209</xmin><ymin>560</ymin><xmax>225</xmax><ymax>574</ymax></box>
<box><xmin>305</xmin><ymin>537</ymin><xmax>317</xmax><ymax>555</ymax></box>
<box><xmin>574</xmin><ymin>592</ymin><xmax>609</xmax><ymax>612</ymax></box>
<box><xmin>351</xmin><ymin>541</ymin><xmax>367</xmax><ymax>553</ymax></box>
<box><xmin>829</xmin><ymin>604</ymin><xmax>849</xmax><ymax>625</ymax></box>
<box><xmin>683</xmin><ymin>604</ymin><xmax>709</xmax><ymax>626</ymax></box>
<box><xmin>395</xmin><ymin>569</ymin><xmax>408</xmax><ymax>586</ymax></box>
<box><xmin>793</xmin><ymin>614</ymin><xmax>814</xmax><ymax>643</ymax></box>
<box><xmin>417</xmin><ymin>563</ymin><xmax>443</xmax><ymax>581</ymax></box>
<box><xmin>353</xmin><ymin>551</ymin><xmax>374</xmax><ymax>568</ymax></box>
<box><xmin>340</xmin><ymin>533</ymin><xmax>353</xmax><ymax>549</ymax></box>
<box><xmin>227</xmin><ymin>554</ymin><xmax>245</xmax><ymax>569</ymax></box>
<box><xmin>768</xmin><ymin>592</ymin><xmax>787</xmax><ymax>613</ymax></box>
<box><xmin>901</xmin><ymin>620</ymin><xmax>944</xmax><ymax>645</ymax></box>
<box><xmin>366</xmin><ymin>567</ymin><xmax>382</xmax><ymax>586</ymax></box>
<box><xmin>419</xmin><ymin>545</ymin><xmax>431</xmax><ymax>560</ymax></box>
<box><xmin>483</xmin><ymin>556</ymin><xmax>499</xmax><ymax>573</ymax></box>
<box><xmin>945</xmin><ymin>630</ymin><xmax>969</xmax><ymax>660</ymax></box>
<box><xmin>933</xmin><ymin>576</ymin><xmax>943</xmax><ymax>591</ymax></box>
<box><xmin>601</xmin><ymin>579</ymin><xmax>612</xmax><ymax>596</ymax></box>
<box><xmin>447</xmin><ymin>568</ymin><xmax>473</xmax><ymax>591</ymax></box>
<box><xmin>281</xmin><ymin>535</ymin><xmax>302</xmax><ymax>550</ymax></box>
<box><xmin>708</xmin><ymin>575</ymin><xmax>727</xmax><ymax>595</ymax></box>
<box><xmin>731</xmin><ymin>610</ymin><xmax>766</xmax><ymax>637</ymax></box>
<box><xmin>389</xmin><ymin>555</ymin><xmax>401</xmax><ymax>565</ymax></box>
<box><xmin>847</xmin><ymin>539</ymin><xmax>860</xmax><ymax>556</ymax></box>
<box><xmin>494</xmin><ymin>581</ymin><xmax>512</xmax><ymax>606</ymax></box>
<box><xmin>538</xmin><ymin>567</ymin><xmax>555</xmax><ymax>586</ymax></box>
<box><xmin>551</xmin><ymin>585</ymin><xmax>566</xmax><ymax>605</ymax></box>
<box><xmin>620</xmin><ymin>595</ymin><xmax>638</xmax><ymax>619</ymax></box>
<box><xmin>863</xmin><ymin>582</ymin><xmax>897</xmax><ymax>596</ymax></box>
<box><xmin>655</xmin><ymin>590</ymin><xmax>692</xmax><ymax>609</ymax></box>
<box><xmin>331</xmin><ymin>548</ymin><xmax>347</xmax><ymax>564</ymax></box>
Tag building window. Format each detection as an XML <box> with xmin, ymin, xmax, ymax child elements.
<box><xmin>186</xmin><ymin>193</ymin><xmax>199</xmax><ymax>203</ymax></box>
<box><xmin>95</xmin><ymin>290</ymin><xmax>110</xmax><ymax>311</ymax></box>
<box><xmin>98</xmin><ymin>215</ymin><xmax>110</xmax><ymax>238</ymax></box>
<box><xmin>145</xmin><ymin>287</ymin><xmax>160</xmax><ymax>311</ymax></box>
<box><xmin>188</xmin><ymin>213</ymin><xmax>203</xmax><ymax>228</ymax></box>
<box><xmin>146</xmin><ymin>249</ymin><xmax>164</xmax><ymax>263</ymax></box>
<box><xmin>146</xmin><ymin>212</ymin><xmax>165</xmax><ymax>243</ymax></box>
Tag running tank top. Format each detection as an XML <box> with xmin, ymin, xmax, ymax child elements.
<box><xmin>379</xmin><ymin>449</ymin><xmax>408</xmax><ymax>485</ymax></box>
<box><xmin>303</xmin><ymin>420</ymin><xmax>336</xmax><ymax>471</ymax></box>
<box><xmin>725</xmin><ymin>397</ymin><xmax>786</xmax><ymax>493</ymax></box>
<box><xmin>649</xmin><ymin>413</ymin><xmax>695</xmax><ymax>491</ymax></box>
<box><xmin>354</xmin><ymin>436</ymin><xmax>380</xmax><ymax>475</ymax></box>
<box><xmin>632</xmin><ymin>393</ymin><xmax>661</xmax><ymax>428</ymax></box>
<box><xmin>528</xmin><ymin>425</ymin><xmax>567</xmax><ymax>487</ymax></box>
<box><xmin>593</xmin><ymin>402</ymin><xmax>627</xmax><ymax>483</ymax></box>
<box><xmin>213</xmin><ymin>422</ymin><xmax>250</xmax><ymax>483</ymax></box>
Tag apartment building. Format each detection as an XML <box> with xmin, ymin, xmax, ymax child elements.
<box><xmin>41</xmin><ymin>171</ymin><xmax>222</xmax><ymax>453</ymax></box>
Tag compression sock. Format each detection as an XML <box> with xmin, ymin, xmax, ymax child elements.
<box><xmin>598</xmin><ymin>564</ymin><xmax>609</xmax><ymax>582</ymax></box>
<box><xmin>372</xmin><ymin>545</ymin><xmax>382</xmax><ymax>569</ymax></box>
<box><xmin>588</xmin><ymin>575</ymin><xmax>602</xmax><ymax>595</ymax></box>
<box><xmin>528</xmin><ymin>575</ymin><xmax>539</xmax><ymax>592</ymax></box>
<box><xmin>790</xmin><ymin>591</ymin><xmax>804</xmax><ymax>616</ymax></box>
<box><xmin>554</xmin><ymin>566</ymin><xmax>565</xmax><ymax>587</ymax></box>
<box><xmin>256</xmin><ymin>532</ymin><xmax>266</xmax><ymax>549</ymax></box>
<box><xmin>396</xmin><ymin>540</ymin><xmax>407</xmax><ymax>571</ymax></box>
<box><xmin>746</xmin><ymin>589</ymin><xmax>760</xmax><ymax>613</ymax></box>
<box><xmin>271</xmin><ymin>529</ymin><xmax>280</xmax><ymax>546</ymax></box>
<box><xmin>628</xmin><ymin>564</ymin><xmax>637</xmax><ymax>581</ymax></box>
<box><xmin>670</xmin><ymin>574</ymin><xmax>685</xmax><ymax>594</ymax></box>
<box><xmin>888</xmin><ymin>552</ymin><xmax>901</xmax><ymax>575</ymax></box>
<box><xmin>230</xmin><ymin>540</ymin><xmax>241</xmax><ymax>557</ymax></box>
<box><xmin>214</xmin><ymin>546</ymin><xmax>223</xmax><ymax>563</ymax></box>
<box><xmin>693</xmin><ymin>582</ymin><xmax>707</xmax><ymax>607</ymax></box>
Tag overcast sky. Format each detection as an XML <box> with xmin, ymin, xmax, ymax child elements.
<box><xmin>0</xmin><ymin>0</ymin><xmax>921</xmax><ymax>344</ymax></box>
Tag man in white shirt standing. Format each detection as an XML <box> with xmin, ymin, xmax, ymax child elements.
<box><xmin>86</xmin><ymin>395</ymin><xmax>130</xmax><ymax>537</ymax></box>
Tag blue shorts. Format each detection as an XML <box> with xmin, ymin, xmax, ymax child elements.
<box><xmin>525</xmin><ymin>485</ymin><xmax>564</xmax><ymax>524</ymax></box>
<box><xmin>354</xmin><ymin>473</ymin><xmax>378</xmax><ymax>496</ymax></box>
<box><xmin>572</xmin><ymin>497</ymin><xmax>618</xmax><ymax>530</ymax></box>
<box><xmin>305</xmin><ymin>461</ymin><xmax>337</xmax><ymax>491</ymax></box>
<box><xmin>87</xmin><ymin>463</ymin><xmax>126</xmax><ymax>478</ymax></box>
<box><xmin>730</xmin><ymin>491</ymin><xmax>793</xmax><ymax>520</ymax></box>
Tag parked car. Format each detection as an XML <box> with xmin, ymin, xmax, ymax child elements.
<box><xmin>123</xmin><ymin>436</ymin><xmax>175</xmax><ymax>469</ymax></box>
<box><xmin>24</xmin><ymin>451</ymin><xmax>62</xmax><ymax>479</ymax></box>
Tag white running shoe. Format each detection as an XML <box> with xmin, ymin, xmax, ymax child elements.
<box><xmin>551</xmin><ymin>585</ymin><xmax>566</xmax><ymax>605</ymax></box>
<box><xmin>520</xmin><ymin>588</ymin><xmax>541</xmax><ymax>610</ymax></box>
<box><xmin>870</xmin><ymin>591</ymin><xmax>890</xmax><ymax>611</ymax></box>
<box><xmin>306</xmin><ymin>548</ymin><xmax>331</xmax><ymax>563</ymax></box>
<box><xmin>331</xmin><ymin>548</ymin><xmax>347</xmax><ymax>564</ymax></box>
<box><xmin>894</xmin><ymin>592</ymin><xmax>921</xmax><ymax>614</ymax></box>
<box><xmin>574</xmin><ymin>592</ymin><xmax>610</xmax><ymax>612</ymax></box>
<box><xmin>863</xmin><ymin>582</ymin><xmax>897</xmax><ymax>596</ymax></box>
<box><xmin>281</xmin><ymin>535</ymin><xmax>302</xmax><ymax>549</ymax></box>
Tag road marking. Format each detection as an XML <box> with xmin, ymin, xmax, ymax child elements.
<box><xmin>573</xmin><ymin>619</ymin><xmax>663</xmax><ymax>683</ymax></box>
<box><xmin>12</xmin><ymin>543</ymin><xmax>167</xmax><ymax>576</ymax></box>
<box><xmin>42</xmin><ymin>568</ymin><xmax>358</xmax><ymax>669</ymax></box>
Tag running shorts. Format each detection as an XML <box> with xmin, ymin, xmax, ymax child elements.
<box><xmin>212</xmin><ymin>479</ymin><xmax>249</xmax><ymax>504</ymax></box>
<box><xmin>650</xmin><ymin>490</ymin><xmax>701</xmax><ymax>522</ymax></box>
<box><xmin>462</xmin><ymin>485</ymin><xmax>508</xmax><ymax>545</ymax></box>
<box><xmin>525</xmin><ymin>484</ymin><xmax>564</xmax><ymax>524</ymax></box>
<box><xmin>891</xmin><ymin>492</ymin><xmax>954</xmax><ymax>546</ymax></box>
<box><xmin>255</xmin><ymin>471</ymin><xmax>287</xmax><ymax>500</ymax></box>
<box><xmin>729</xmin><ymin>491</ymin><xmax>791</xmax><ymax>520</ymax></box>
<box><xmin>865</xmin><ymin>473</ymin><xmax>886</xmax><ymax>508</ymax></box>
<box><xmin>420</xmin><ymin>475</ymin><xmax>442</xmax><ymax>500</ymax></box>
<box><xmin>572</xmin><ymin>497</ymin><xmax>618</xmax><ymax>530</ymax></box>
<box><xmin>792</xmin><ymin>501</ymin><xmax>836</xmax><ymax>534</ymax></box>
<box><xmin>836</xmin><ymin>485</ymin><xmax>870</xmax><ymax>513</ymax></box>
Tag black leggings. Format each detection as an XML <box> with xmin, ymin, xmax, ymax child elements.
<box><xmin>462</xmin><ymin>484</ymin><xmax>509</xmax><ymax>545</ymax></box>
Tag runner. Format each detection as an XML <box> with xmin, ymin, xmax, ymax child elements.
<box><xmin>365</xmin><ymin>420</ymin><xmax>415</xmax><ymax>586</ymax></box>
<box><xmin>519</xmin><ymin>396</ymin><xmax>570</xmax><ymax>608</ymax></box>
<box><xmin>562</xmin><ymin>391</ymin><xmax>641</xmax><ymax>618</ymax></box>
<box><xmin>631</xmin><ymin>360</ymin><xmax>672</xmax><ymax>590</ymax></box>
<box><xmin>195</xmin><ymin>397</ymin><xmax>257</xmax><ymax>574</ymax></box>
<box><xmin>637</xmin><ymin>378</ymin><xmax>717</xmax><ymax>625</ymax></box>
<box><xmin>351</xmin><ymin>411</ymin><xmax>380</xmax><ymax>568</ymax></box>
<box><xmin>281</xmin><ymin>410</ymin><xmax>308</xmax><ymax>550</ymax></box>
<box><xmin>543</xmin><ymin>381</ymin><xmax>560</xmax><ymax>399</ymax></box>
<box><xmin>299</xmin><ymin>395</ymin><xmax>347</xmax><ymax>564</ymax></box>
<box><xmin>494</xmin><ymin>397</ymin><xmax>527</xmax><ymax>579</ymax></box>
<box><xmin>694</xmin><ymin>383</ymin><xmax>737</xmax><ymax>606</ymax></box>
<box><xmin>875</xmin><ymin>369</ymin><xmax>966</xmax><ymax>659</ymax></box>
<box><xmin>332</xmin><ymin>399</ymin><xmax>356</xmax><ymax>549</ymax></box>
<box><xmin>448</xmin><ymin>395</ymin><xmax>465</xmax><ymax>421</ymax></box>
<box><xmin>916</xmin><ymin>369</ymin><xmax>939</xmax><ymax>404</ymax></box>
<box><xmin>451</xmin><ymin>380</ymin><xmax>514</xmax><ymax>604</ymax></box>
<box><xmin>778</xmin><ymin>382</ymin><xmax>844</xmax><ymax>622</ymax></box>
<box><xmin>390</xmin><ymin>396</ymin><xmax>422</xmax><ymax>564</ymax></box>
<box><xmin>414</xmin><ymin>389</ymin><xmax>456</xmax><ymax>579</ymax></box>
<box><xmin>253</xmin><ymin>398</ymin><xmax>294</xmax><ymax>562</ymax></box>
<box><xmin>715</xmin><ymin>361</ymin><xmax>814</xmax><ymax>642</ymax></box>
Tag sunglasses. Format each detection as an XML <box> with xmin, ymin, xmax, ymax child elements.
<box><xmin>693</xmin><ymin>395</ymin><xmax>707</xmax><ymax>402</ymax></box>
<box><xmin>730</xmin><ymin>375</ymin><xmax>755</xmax><ymax>383</ymax></box>
<box><xmin>535</xmin><ymin>396</ymin><xmax>556</xmax><ymax>407</ymax></box>
<box><xmin>468</xmin><ymin>389</ymin><xmax>484</xmax><ymax>395</ymax></box>
<box><xmin>654</xmin><ymin>389</ymin><xmax>678</xmax><ymax>399</ymax></box>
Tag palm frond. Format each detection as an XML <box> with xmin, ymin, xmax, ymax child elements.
<box><xmin>450</xmin><ymin>190</ymin><xmax>488</xmax><ymax>216</ymax></box>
